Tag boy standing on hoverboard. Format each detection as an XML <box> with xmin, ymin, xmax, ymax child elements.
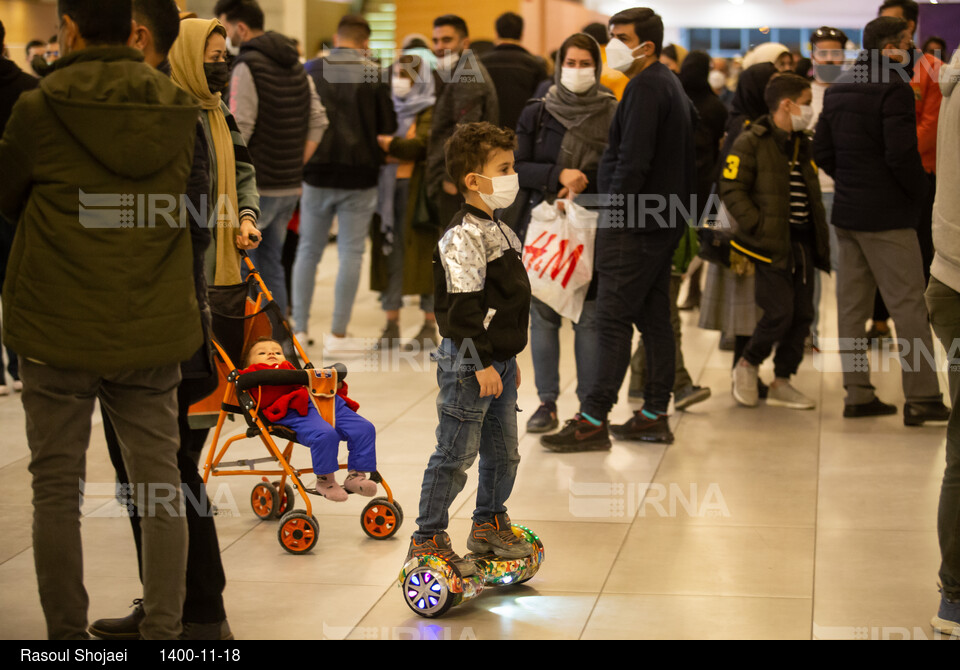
<box><xmin>407</xmin><ymin>122</ymin><xmax>533</xmax><ymax>576</ymax></box>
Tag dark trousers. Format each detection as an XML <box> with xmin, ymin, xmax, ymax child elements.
<box><xmin>102</xmin><ymin>388</ymin><xmax>226</xmax><ymax>624</ymax></box>
<box><xmin>924</xmin><ymin>276</ymin><xmax>960</xmax><ymax>601</ymax></box>
<box><xmin>582</xmin><ymin>226</ymin><xmax>680</xmax><ymax>417</ymax></box>
<box><xmin>742</xmin><ymin>242</ymin><xmax>815</xmax><ymax>379</ymax></box>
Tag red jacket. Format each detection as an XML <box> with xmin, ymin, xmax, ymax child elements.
<box><xmin>913</xmin><ymin>53</ymin><xmax>943</xmax><ymax>174</ymax></box>
<box><xmin>238</xmin><ymin>361</ymin><xmax>359</xmax><ymax>421</ymax></box>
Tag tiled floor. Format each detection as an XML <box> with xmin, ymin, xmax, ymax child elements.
<box><xmin>0</xmin><ymin>246</ymin><xmax>951</xmax><ymax>640</ymax></box>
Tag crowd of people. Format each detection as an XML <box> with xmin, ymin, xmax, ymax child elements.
<box><xmin>0</xmin><ymin>0</ymin><xmax>957</xmax><ymax>641</ymax></box>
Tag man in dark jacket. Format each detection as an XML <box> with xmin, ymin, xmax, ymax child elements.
<box><xmin>0</xmin><ymin>0</ymin><xmax>201</xmax><ymax>639</ymax></box>
<box><xmin>427</xmin><ymin>15</ymin><xmax>499</xmax><ymax>229</ymax></box>
<box><xmin>0</xmin><ymin>19</ymin><xmax>38</xmax><ymax>395</ymax></box>
<box><xmin>542</xmin><ymin>7</ymin><xmax>697</xmax><ymax>452</ymax></box>
<box><xmin>723</xmin><ymin>73</ymin><xmax>830</xmax><ymax>410</ymax></box>
<box><xmin>481</xmin><ymin>12</ymin><xmax>547</xmax><ymax>132</ymax></box>
<box><xmin>813</xmin><ymin>16</ymin><xmax>949</xmax><ymax>425</ymax></box>
<box><xmin>293</xmin><ymin>14</ymin><xmax>395</xmax><ymax>348</ymax></box>
<box><xmin>216</xmin><ymin>0</ymin><xmax>328</xmax><ymax>315</ymax></box>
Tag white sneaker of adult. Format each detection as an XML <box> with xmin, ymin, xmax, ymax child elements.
<box><xmin>767</xmin><ymin>381</ymin><xmax>816</xmax><ymax>410</ymax></box>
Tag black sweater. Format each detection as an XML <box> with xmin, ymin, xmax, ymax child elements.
<box><xmin>433</xmin><ymin>204</ymin><xmax>531</xmax><ymax>369</ymax></box>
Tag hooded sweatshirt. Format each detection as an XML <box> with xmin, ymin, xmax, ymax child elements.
<box><xmin>0</xmin><ymin>47</ymin><xmax>203</xmax><ymax>374</ymax></box>
<box><xmin>930</xmin><ymin>51</ymin><xmax>960</xmax><ymax>292</ymax></box>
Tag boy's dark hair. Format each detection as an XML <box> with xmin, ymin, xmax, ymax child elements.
<box><xmin>132</xmin><ymin>0</ymin><xmax>181</xmax><ymax>57</ymax></box>
<box><xmin>243</xmin><ymin>336</ymin><xmax>281</xmax><ymax>366</ymax></box>
<box><xmin>495</xmin><ymin>12</ymin><xmax>523</xmax><ymax>41</ymax></box>
<box><xmin>337</xmin><ymin>14</ymin><xmax>371</xmax><ymax>42</ymax></box>
<box><xmin>764</xmin><ymin>72</ymin><xmax>811</xmax><ymax>112</ymax></box>
<box><xmin>581</xmin><ymin>22</ymin><xmax>609</xmax><ymax>46</ymax></box>
<box><xmin>863</xmin><ymin>16</ymin><xmax>908</xmax><ymax>51</ymax></box>
<box><xmin>559</xmin><ymin>33</ymin><xmax>601</xmax><ymax>69</ymax></box>
<box><xmin>810</xmin><ymin>26</ymin><xmax>849</xmax><ymax>47</ymax></box>
<box><xmin>213</xmin><ymin>0</ymin><xmax>265</xmax><ymax>31</ymax></box>
<box><xmin>434</xmin><ymin>15</ymin><xmax>468</xmax><ymax>39</ymax></box>
<box><xmin>445</xmin><ymin>122</ymin><xmax>517</xmax><ymax>196</ymax></box>
<box><xmin>609</xmin><ymin>7</ymin><xmax>663</xmax><ymax>57</ymax></box>
<box><xmin>58</xmin><ymin>0</ymin><xmax>132</xmax><ymax>45</ymax></box>
<box><xmin>878</xmin><ymin>0</ymin><xmax>919</xmax><ymax>25</ymax></box>
<box><xmin>26</xmin><ymin>39</ymin><xmax>47</xmax><ymax>55</ymax></box>
<box><xmin>922</xmin><ymin>36</ymin><xmax>947</xmax><ymax>53</ymax></box>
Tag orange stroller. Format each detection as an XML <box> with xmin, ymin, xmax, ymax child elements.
<box><xmin>195</xmin><ymin>253</ymin><xmax>402</xmax><ymax>553</ymax></box>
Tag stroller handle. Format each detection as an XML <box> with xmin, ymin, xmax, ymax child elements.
<box><xmin>235</xmin><ymin>365</ymin><xmax>347</xmax><ymax>393</ymax></box>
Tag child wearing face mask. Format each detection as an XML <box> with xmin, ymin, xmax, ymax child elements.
<box><xmin>405</xmin><ymin>122</ymin><xmax>533</xmax><ymax>575</ymax></box>
<box><xmin>720</xmin><ymin>73</ymin><xmax>832</xmax><ymax>411</ymax></box>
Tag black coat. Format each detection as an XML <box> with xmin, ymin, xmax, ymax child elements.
<box><xmin>481</xmin><ymin>44</ymin><xmax>547</xmax><ymax>132</ymax></box>
<box><xmin>303</xmin><ymin>49</ymin><xmax>396</xmax><ymax>189</ymax></box>
<box><xmin>0</xmin><ymin>58</ymin><xmax>38</xmax><ymax>138</ymax></box>
<box><xmin>813</xmin><ymin>51</ymin><xmax>928</xmax><ymax>232</ymax></box>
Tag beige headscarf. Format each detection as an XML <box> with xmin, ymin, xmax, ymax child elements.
<box><xmin>169</xmin><ymin>18</ymin><xmax>241</xmax><ymax>285</ymax></box>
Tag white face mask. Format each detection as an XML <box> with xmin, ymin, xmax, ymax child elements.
<box><xmin>791</xmin><ymin>103</ymin><xmax>815</xmax><ymax>131</ymax></box>
<box><xmin>708</xmin><ymin>70</ymin><xmax>727</xmax><ymax>91</ymax></box>
<box><xmin>436</xmin><ymin>51</ymin><xmax>459</xmax><ymax>71</ymax></box>
<box><xmin>473</xmin><ymin>173</ymin><xmax>519</xmax><ymax>210</ymax></box>
<box><xmin>392</xmin><ymin>77</ymin><xmax>413</xmax><ymax>99</ymax></box>
<box><xmin>606</xmin><ymin>38</ymin><xmax>649</xmax><ymax>73</ymax></box>
<box><xmin>561</xmin><ymin>67</ymin><xmax>596</xmax><ymax>94</ymax></box>
<box><xmin>225</xmin><ymin>35</ymin><xmax>241</xmax><ymax>57</ymax></box>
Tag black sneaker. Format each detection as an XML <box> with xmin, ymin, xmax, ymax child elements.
<box><xmin>843</xmin><ymin>398</ymin><xmax>897</xmax><ymax>418</ymax></box>
<box><xmin>674</xmin><ymin>384</ymin><xmax>711</xmax><ymax>411</ymax></box>
<box><xmin>373</xmin><ymin>320</ymin><xmax>401</xmax><ymax>351</ymax></box>
<box><xmin>610</xmin><ymin>412</ymin><xmax>674</xmax><ymax>444</ymax></box>
<box><xmin>88</xmin><ymin>599</ymin><xmax>144</xmax><ymax>640</ymax></box>
<box><xmin>466</xmin><ymin>513</ymin><xmax>533</xmax><ymax>559</ymax></box>
<box><xmin>540</xmin><ymin>414</ymin><xmax>611</xmax><ymax>452</ymax></box>
<box><xmin>406</xmin><ymin>532</ymin><xmax>477</xmax><ymax>577</ymax></box>
<box><xmin>903</xmin><ymin>401</ymin><xmax>951</xmax><ymax>426</ymax></box>
<box><xmin>526</xmin><ymin>402</ymin><xmax>558</xmax><ymax>433</ymax></box>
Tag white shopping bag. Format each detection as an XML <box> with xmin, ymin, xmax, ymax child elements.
<box><xmin>522</xmin><ymin>199</ymin><xmax>597</xmax><ymax>322</ymax></box>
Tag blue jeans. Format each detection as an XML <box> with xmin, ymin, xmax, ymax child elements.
<box><xmin>247</xmin><ymin>194</ymin><xmax>299</xmax><ymax>315</ymax></box>
<box><xmin>414</xmin><ymin>339</ymin><xmax>520</xmax><ymax>540</ymax></box>
<box><xmin>273</xmin><ymin>395</ymin><xmax>377</xmax><ymax>476</ymax></box>
<box><xmin>529</xmin><ymin>296</ymin><xmax>598</xmax><ymax>405</ymax></box>
<box><xmin>292</xmin><ymin>184</ymin><xmax>378</xmax><ymax>335</ymax></box>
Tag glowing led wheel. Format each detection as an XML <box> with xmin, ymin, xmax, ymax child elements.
<box><xmin>401</xmin><ymin>566</ymin><xmax>452</xmax><ymax>618</ymax></box>
<box><xmin>273</xmin><ymin>480</ymin><xmax>296</xmax><ymax>518</ymax></box>
<box><xmin>277</xmin><ymin>510</ymin><xmax>319</xmax><ymax>554</ymax></box>
<box><xmin>250</xmin><ymin>481</ymin><xmax>279</xmax><ymax>520</ymax></box>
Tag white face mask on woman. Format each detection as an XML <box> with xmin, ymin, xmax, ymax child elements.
<box><xmin>472</xmin><ymin>173</ymin><xmax>520</xmax><ymax>210</ymax></box>
<box><xmin>392</xmin><ymin>77</ymin><xmax>413</xmax><ymax>99</ymax></box>
<box><xmin>561</xmin><ymin>67</ymin><xmax>596</xmax><ymax>94</ymax></box>
<box><xmin>606</xmin><ymin>39</ymin><xmax>650</xmax><ymax>73</ymax></box>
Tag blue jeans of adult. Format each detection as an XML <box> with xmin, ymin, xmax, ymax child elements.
<box><xmin>292</xmin><ymin>184</ymin><xmax>378</xmax><ymax>336</ymax></box>
<box><xmin>529</xmin><ymin>296</ymin><xmax>598</xmax><ymax>405</ymax></box>
<box><xmin>414</xmin><ymin>339</ymin><xmax>520</xmax><ymax>541</ymax></box>
<box><xmin>247</xmin><ymin>194</ymin><xmax>300</xmax><ymax>315</ymax></box>
<box><xmin>581</xmin><ymin>225</ymin><xmax>681</xmax><ymax>418</ymax></box>
<box><xmin>924</xmin><ymin>276</ymin><xmax>960</xmax><ymax>601</ymax></box>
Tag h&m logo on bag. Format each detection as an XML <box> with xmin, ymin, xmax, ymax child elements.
<box><xmin>523</xmin><ymin>232</ymin><xmax>584</xmax><ymax>288</ymax></box>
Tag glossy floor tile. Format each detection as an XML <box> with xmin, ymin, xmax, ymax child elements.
<box><xmin>0</xmin><ymin>249</ymin><xmax>952</xmax><ymax>639</ymax></box>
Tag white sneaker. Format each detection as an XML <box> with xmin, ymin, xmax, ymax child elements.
<box><xmin>12</xmin><ymin>380</ymin><xmax>22</xmax><ymax>392</ymax></box>
<box><xmin>767</xmin><ymin>381</ymin><xmax>815</xmax><ymax>410</ymax></box>
<box><xmin>294</xmin><ymin>332</ymin><xmax>314</xmax><ymax>347</ymax></box>
<box><xmin>732</xmin><ymin>361</ymin><xmax>759</xmax><ymax>407</ymax></box>
<box><xmin>0</xmin><ymin>385</ymin><xmax>9</xmax><ymax>397</ymax></box>
<box><xmin>321</xmin><ymin>334</ymin><xmax>368</xmax><ymax>360</ymax></box>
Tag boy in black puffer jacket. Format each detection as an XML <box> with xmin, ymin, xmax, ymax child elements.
<box><xmin>721</xmin><ymin>73</ymin><xmax>830</xmax><ymax>410</ymax></box>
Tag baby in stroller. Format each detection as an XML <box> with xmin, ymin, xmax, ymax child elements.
<box><xmin>239</xmin><ymin>337</ymin><xmax>377</xmax><ymax>501</ymax></box>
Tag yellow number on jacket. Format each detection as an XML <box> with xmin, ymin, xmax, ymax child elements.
<box><xmin>723</xmin><ymin>155</ymin><xmax>740</xmax><ymax>180</ymax></box>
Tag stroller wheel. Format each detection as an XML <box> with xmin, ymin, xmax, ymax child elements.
<box><xmin>277</xmin><ymin>510</ymin><xmax>319</xmax><ymax>554</ymax></box>
<box><xmin>250</xmin><ymin>481</ymin><xmax>279</xmax><ymax>520</ymax></box>
<box><xmin>272</xmin><ymin>481</ymin><xmax>296</xmax><ymax>518</ymax></box>
<box><xmin>361</xmin><ymin>498</ymin><xmax>402</xmax><ymax>540</ymax></box>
